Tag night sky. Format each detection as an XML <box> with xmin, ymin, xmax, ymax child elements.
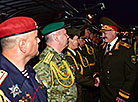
<box><xmin>67</xmin><ymin>0</ymin><xmax>138</xmax><ymax>30</ymax></box>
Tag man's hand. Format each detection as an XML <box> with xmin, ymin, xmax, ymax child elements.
<box><xmin>94</xmin><ymin>77</ymin><xmax>100</xmax><ymax>87</ymax></box>
<box><xmin>116</xmin><ymin>97</ymin><xmax>126</xmax><ymax>102</ymax></box>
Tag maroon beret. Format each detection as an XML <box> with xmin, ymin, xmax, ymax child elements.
<box><xmin>0</xmin><ymin>16</ymin><xmax>38</xmax><ymax>38</ymax></box>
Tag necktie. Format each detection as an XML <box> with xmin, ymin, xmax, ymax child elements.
<box><xmin>105</xmin><ymin>44</ymin><xmax>111</xmax><ymax>55</ymax></box>
<box><xmin>107</xmin><ymin>44</ymin><xmax>111</xmax><ymax>52</ymax></box>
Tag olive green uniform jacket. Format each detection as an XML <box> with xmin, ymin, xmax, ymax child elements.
<box><xmin>64</xmin><ymin>48</ymin><xmax>98</xmax><ymax>102</ymax></box>
<box><xmin>98</xmin><ymin>39</ymin><xmax>137</xmax><ymax>102</ymax></box>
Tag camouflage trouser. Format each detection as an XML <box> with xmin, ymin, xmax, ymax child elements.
<box><xmin>48</xmin><ymin>90</ymin><xmax>77</xmax><ymax>102</ymax></box>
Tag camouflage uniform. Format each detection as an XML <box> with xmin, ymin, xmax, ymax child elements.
<box><xmin>34</xmin><ymin>46</ymin><xmax>77</xmax><ymax>102</ymax></box>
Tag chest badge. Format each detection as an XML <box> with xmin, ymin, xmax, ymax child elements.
<box><xmin>131</xmin><ymin>55</ymin><xmax>137</xmax><ymax>64</ymax></box>
<box><xmin>9</xmin><ymin>84</ymin><xmax>22</xmax><ymax>98</ymax></box>
<box><xmin>108</xmin><ymin>52</ymin><xmax>113</xmax><ymax>55</ymax></box>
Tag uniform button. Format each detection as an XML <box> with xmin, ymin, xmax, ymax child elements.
<box><xmin>107</xmin><ymin>70</ymin><xmax>110</xmax><ymax>74</ymax></box>
<box><xmin>107</xmin><ymin>77</ymin><xmax>110</xmax><ymax>79</ymax></box>
<box><xmin>107</xmin><ymin>83</ymin><xmax>110</xmax><ymax>86</ymax></box>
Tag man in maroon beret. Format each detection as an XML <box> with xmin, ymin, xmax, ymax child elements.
<box><xmin>0</xmin><ymin>16</ymin><xmax>48</xmax><ymax>102</ymax></box>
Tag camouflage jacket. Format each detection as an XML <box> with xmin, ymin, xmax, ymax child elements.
<box><xmin>34</xmin><ymin>46</ymin><xmax>77</xmax><ymax>102</ymax></box>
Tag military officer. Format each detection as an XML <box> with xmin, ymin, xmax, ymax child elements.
<box><xmin>79</xmin><ymin>25</ymin><xmax>100</xmax><ymax>101</ymax></box>
<box><xmin>0</xmin><ymin>17</ymin><xmax>48</xmax><ymax>102</ymax></box>
<box><xmin>34</xmin><ymin>22</ymin><xmax>77</xmax><ymax>102</ymax></box>
<box><xmin>64</xmin><ymin>28</ymin><xmax>100</xmax><ymax>102</ymax></box>
<box><xmin>98</xmin><ymin>17</ymin><xmax>137</xmax><ymax>102</ymax></box>
<box><xmin>79</xmin><ymin>25</ymin><xmax>98</xmax><ymax>70</ymax></box>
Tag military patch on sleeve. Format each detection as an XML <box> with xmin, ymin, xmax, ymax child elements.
<box><xmin>43</xmin><ymin>52</ymin><xmax>54</xmax><ymax>64</ymax></box>
<box><xmin>131</xmin><ymin>55</ymin><xmax>137</xmax><ymax>64</ymax></box>
<box><xmin>0</xmin><ymin>70</ymin><xmax>8</xmax><ymax>86</ymax></box>
<box><xmin>119</xmin><ymin>41</ymin><xmax>131</xmax><ymax>48</ymax></box>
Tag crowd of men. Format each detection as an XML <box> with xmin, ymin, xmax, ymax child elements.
<box><xmin>0</xmin><ymin>16</ymin><xmax>137</xmax><ymax>102</ymax></box>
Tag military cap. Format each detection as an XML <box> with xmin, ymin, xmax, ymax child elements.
<box><xmin>41</xmin><ymin>21</ymin><xmax>64</xmax><ymax>35</ymax></box>
<box><xmin>80</xmin><ymin>24</ymin><xmax>89</xmax><ymax>32</ymax></box>
<box><xmin>100</xmin><ymin>17</ymin><xmax>122</xmax><ymax>32</ymax></box>
<box><xmin>79</xmin><ymin>23</ymin><xmax>97</xmax><ymax>36</ymax></box>
<box><xmin>66</xmin><ymin>27</ymin><xmax>80</xmax><ymax>38</ymax></box>
<box><xmin>0</xmin><ymin>16</ymin><xmax>38</xmax><ymax>39</ymax></box>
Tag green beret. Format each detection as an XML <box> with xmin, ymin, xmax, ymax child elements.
<box><xmin>41</xmin><ymin>21</ymin><xmax>64</xmax><ymax>35</ymax></box>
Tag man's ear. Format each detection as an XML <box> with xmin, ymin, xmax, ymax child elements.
<box><xmin>53</xmin><ymin>34</ymin><xmax>59</xmax><ymax>42</ymax></box>
<box><xmin>18</xmin><ymin>39</ymin><xmax>26</xmax><ymax>53</ymax></box>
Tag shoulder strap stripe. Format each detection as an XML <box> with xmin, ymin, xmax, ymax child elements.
<box><xmin>119</xmin><ymin>41</ymin><xmax>131</xmax><ymax>48</ymax></box>
<box><xmin>43</xmin><ymin>52</ymin><xmax>54</xmax><ymax>64</ymax></box>
<box><xmin>0</xmin><ymin>70</ymin><xmax>8</xmax><ymax>86</ymax></box>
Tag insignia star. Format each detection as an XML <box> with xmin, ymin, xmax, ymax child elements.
<box><xmin>9</xmin><ymin>84</ymin><xmax>22</xmax><ymax>98</ymax></box>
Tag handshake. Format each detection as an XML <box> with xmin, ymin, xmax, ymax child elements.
<box><xmin>94</xmin><ymin>77</ymin><xmax>100</xmax><ymax>87</ymax></box>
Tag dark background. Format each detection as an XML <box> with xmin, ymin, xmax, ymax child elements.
<box><xmin>0</xmin><ymin>0</ymin><xmax>138</xmax><ymax>30</ymax></box>
<box><xmin>67</xmin><ymin>0</ymin><xmax>138</xmax><ymax>30</ymax></box>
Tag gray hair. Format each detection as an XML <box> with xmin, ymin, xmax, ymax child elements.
<box><xmin>45</xmin><ymin>30</ymin><xmax>61</xmax><ymax>43</ymax></box>
<box><xmin>1</xmin><ymin>36</ymin><xmax>18</xmax><ymax>50</ymax></box>
<box><xmin>0</xmin><ymin>32</ymin><xmax>29</xmax><ymax>50</ymax></box>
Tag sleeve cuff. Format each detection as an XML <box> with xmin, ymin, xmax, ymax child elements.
<box><xmin>118</xmin><ymin>89</ymin><xmax>130</xmax><ymax>100</ymax></box>
<box><xmin>93</xmin><ymin>72</ymin><xmax>100</xmax><ymax>78</ymax></box>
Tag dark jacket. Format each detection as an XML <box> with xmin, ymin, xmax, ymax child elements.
<box><xmin>0</xmin><ymin>53</ymin><xmax>48</xmax><ymax>102</ymax></box>
<box><xmin>98</xmin><ymin>39</ymin><xmax>137</xmax><ymax>102</ymax></box>
<box><xmin>64</xmin><ymin>48</ymin><xmax>97</xmax><ymax>102</ymax></box>
<box><xmin>133</xmin><ymin>40</ymin><xmax>138</xmax><ymax>102</ymax></box>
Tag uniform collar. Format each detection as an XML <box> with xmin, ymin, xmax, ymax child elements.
<box><xmin>0</xmin><ymin>53</ymin><xmax>29</xmax><ymax>85</ymax></box>
<box><xmin>67</xmin><ymin>48</ymin><xmax>76</xmax><ymax>56</ymax></box>
<box><xmin>39</xmin><ymin>45</ymin><xmax>65</xmax><ymax>61</ymax></box>
<box><xmin>108</xmin><ymin>37</ymin><xmax>118</xmax><ymax>50</ymax></box>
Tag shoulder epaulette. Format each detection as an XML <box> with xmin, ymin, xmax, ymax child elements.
<box><xmin>0</xmin><ymin>70</ymin><xmax>8</xmax><ymax>86</ymax></box>
<box><xmin>119</xmin><ymin>41</ymin><xmax>131</xmax><ymax>49</ymax></box>
<box><xmin>43</xmin><ymin>52</ymin><xmax>54</xmax><ymax>64</ymax></box>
